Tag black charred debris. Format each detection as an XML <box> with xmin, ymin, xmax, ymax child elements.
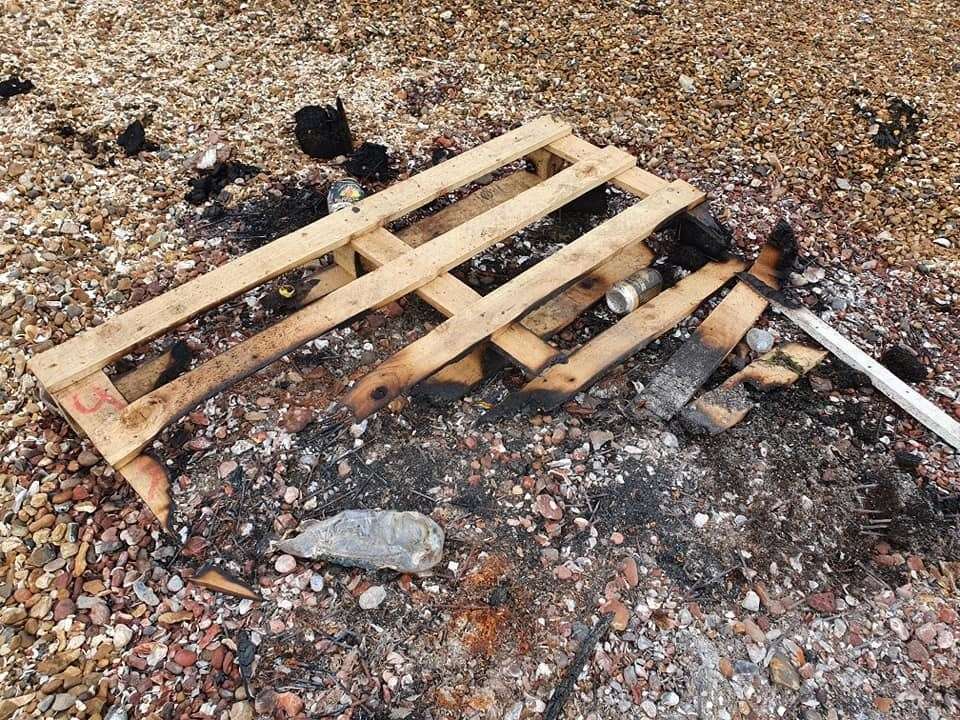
<box><xmin>881</xmin><ymin>345</ymin><xmax>929</xmax><ymax>384</ymax></box>
<box><xmin>117</xmin><ymin>119</ymin><xmax>159</xmax><ymax>156</ymax></box>
<box><xmin>0</xmin><ymin>75</ymin><xmax>33</xmax><ymax>98</ymax></box>
<box><xmin>294</xmin><ymin>99</ymin><xmax>352</xmax><ymax>159</ymax></box>
<box><xmin>185</xmin><ymin>162</ymin><xmax>262</xmax><ymax>206</ymax></box>
<box><xmin>344</xmin><ymin>141</ymin><xmax>393</xmax><ymax>181</ymax></box>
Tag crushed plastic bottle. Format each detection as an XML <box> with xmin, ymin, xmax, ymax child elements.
<box><xmin>276</xmin><ymin>510</ymin><xmax>444</xmax><ymax>573</ymax></box>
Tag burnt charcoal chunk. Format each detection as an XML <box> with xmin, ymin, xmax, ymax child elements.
<box><xmin>894</xmin><ymin>451</ymin><xmax>923</xmax><ymax>472</ymax></box>
<box><xmin>185</xmin><ymin>162</ymin><xmax>261</xmax><ymax>205</ymax></box>
<box><xmin>880</xmin><ymin>345</ymin><xmax>928</xmax><ymax>383</ymax></box>
<box><xmin>294</xmin><ymin>98</ymin><xmax>352</xmax><ymax>159</ymax></box>
<box><xmin>117</xmin><ymin>120</ymin><xmax>146</xmax><ymax>155</ymax></box>
<box><xmin>667</xmin><ymin>243</ymin><xmax>708</xmax><ymax>272</ymax></box>
<box><xmin>768</xmin><ymin>218</ymin><xmax>799</xmax><ymax>277</ymax></box>
<box><xmin>344</xmin><ymin>142</ymin><xmax>392</xmax><ymax>181</ymax></box>
<box><xmin>678</xmin><ymin>203</ymin><xmax>732</xmax><ymax>260</ymax></box>
<box><xmin>0</xmin><ymin>76</ymin><xmax>33</xmax><ymax>98</ymax></box>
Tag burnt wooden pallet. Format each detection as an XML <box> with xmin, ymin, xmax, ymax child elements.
<box><xmin>30</xmin><ymin>117</ymin><xmax>730</xmax><ymax>533</ymax></box>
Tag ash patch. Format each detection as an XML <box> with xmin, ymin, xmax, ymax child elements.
<box><xmin>190</xmin><ymin>181</ymin><xmax>329</xmax><ymax>252</ymax></box>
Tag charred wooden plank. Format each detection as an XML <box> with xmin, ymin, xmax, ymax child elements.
<box><xmin>483</xmin><ymin>259</ymin><xmax>745</xmax><ymax>420</ymax></box>
<box><xmin>119</xmin><ymin>455</ymin><xmax>176</xmax><ymax>535</ymax></box>
<box><xmin>343</xmin><ymin>180</ymin><xmax>700</xmax><ymax>420</ymax></box>
<box><xmin>639</xmin><ymin>234</ymin><xmax>789</xmax><ymax>421</ymax></box>
<box><xmin>415</xmin><ymin>233</ymin><xmax>655</xmax><ymax>403</ymax></box>
<box><xmin>680</xmin><ymin>343</ymin><xmax>827</xmax><ymax>434</ymax></box>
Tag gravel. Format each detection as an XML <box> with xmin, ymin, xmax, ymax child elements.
<box><xmin>1</xmin><ymin>1</ymin><xmax>958</xmax><ymax>719</ymax></box>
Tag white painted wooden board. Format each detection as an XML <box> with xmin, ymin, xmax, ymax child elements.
<box><xmin>781</xmin><ymin>305</ymin><xmax>960</xmax><ymax>451</ymax></box>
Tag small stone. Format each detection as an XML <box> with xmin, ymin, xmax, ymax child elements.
<box><xmin>255</xmin><ymin>689</ymin><xmax>277</xmax><ymax>715</ymax></box>
<box><xmin>641</xmin><ymin>699</ymin><xmax>657</xmax><ymax>717</ymax></box>
<box><xmin>769</xmin><ymin>650</ymin><xmax>801</xmax><ymax>690</ymax></box>
<box><xmin>589</xmin><ymin>430</ymin><xmax>614</xmax><ymax>450</ymax></box>
<box><xmin>359</xmin><ymin>585</ymin><xmax>386</xmax><ymax>610</ymax></box>
<box><xmin>535</xmin><ymin>494</ymin><xmax>563</xmax><ymax>521</ymax></box>
<box><xmin>835</xmin><ymin>177</ymin><xmax>852</xmax><ymax>190</ymax></box>
<box><xmin>601</xmin><ymin>599</ymin><xmax>630</xmax><ymax>631</ymax></box>
<box><xmin>283</xmin><ymin>406</ymin><xmax>314</xmax><ymax>433</ymax></box>
<box><xmin>693</xmin><ymin>513</ymin><xmax>709</xmax><ymax>529</ymax></box>
<box><xmin>77</xmin><ymin>450</ymin><xmax>99</xmax><ymax>467</ymax></box>
<box><xmin>52</xmin><ymin>694</ymin><xmax>76</xmax><ymax>712</ymax></box>
<box><xmin>742</xmin><ymin>590</ymin><xmax>761</xmax><ymax>613</ymax></box>
<box><xmin>660</xmin><ymin>431</ymin><xmax>678</xmax><ymax>448</ymax></box>
<box><xmin>113</xmin><ymin>624</ymin><xmax>133</xmax><ymax>649</ymax></box>
<box><xmin>230</xmin><ymin>701</ymin><xmax>254</xmax><ymax>720</ymax></box>
<box><xmin>283</xmin><ymin>486</ymin><xmax>300</xmax><ymax>504</ymax></box>
<box><xmin>933</xmin><ymin>237</ymin><xmax>952</xmax><ymax>249</ymax></box>
<box><xmin>275</xmin><ymin>554</ymin><xmax>296</xmax><ymax>574</ymax></box>
<box><xmin>906</xmin><ymin>639</ymin><xmax>929</xmax><ymax>663</ymax></box>
<box><xmin>167</xmin><ymin>575</ymin><xmax>184</xmax><ymax>593</ymax></box>
<box><xmin>807</xmin><ymin>591</ymin><xmax>836</xmax><ymax>614</ymax></box>
<box><xmin>679</xmin><ymin>74</ymin><xmax>696</xmax><ymax>93</ymax></box>
<box><xmin>132</xmin><ymin>580</ymin><xmax>160</xmax><ymax>606</ymax></box>
<box><xmin>173</xmin><ymin>649</ymin><xmax>197</xmax><ymax>667</ymax></box>
<box><xmin>58</xmin><ymin>220</ymin><xmax>81</xmax><ymax>236</ymax></box>
<box><xmin>915</xmin><ymin>623</ymin><xmax>937</xmax><ymax>645</ymax></box>
<box><xmin>53</xmin><ymin>598</ymin><xmax>75</xmax><ymax>620</ymax></box>
<box><xmin>746</xmin><ymin>328</ymin><xmax>774</xmax><ymax>354</ymax></box>
<box><xmin>310</xmin><ymin>574</ymin><xmax>325</xmax><ymax>592</ymax></box>
<box><xmin>275</xmin><ymin>692</ymin><xmax>304</xmax><ymax>718</ymax></box>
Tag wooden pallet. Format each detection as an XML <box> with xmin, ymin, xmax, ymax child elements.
<box><xmin>29</xmin><ymin>116</ymin><xmax>741</xmax><ymax>532</ymax></box>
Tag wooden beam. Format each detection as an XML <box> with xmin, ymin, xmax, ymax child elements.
<box><xmin>86</xmin><ymin>147</ymin><xmax>636</xmax><ymax>466</ymax></box>
<box><xmin>29</xmin><ymin>117</ymin><xmax>571</xmax><ymax>393</ymax></box>
<box><xmin>483</xmin><ymin>259</ymin><xmax>746</xmax><ymax>419</ymax></box>
<box><xmin>680</xmin><ymin>343</ymin><xmax>827</xmax><ymax>434</ymax></box>
<box><xmin>51</xmin><ymin>372</ymin><xmax>175</xmax><ymax>531</ymax></box>
<box><xmin>779</xmin><ymin>305</ymin><xmax>960</xmax><ymax>450</ymax></box>
<box><xmin>343</xmin><ymin>181</ymin><xmax>704</xmax><ymax>420</ymax></box>
<box><xmin>546</xmin><ymin>135</ymin><xmax>701</xmax><ymax>203</ymax></box>
<box><xmin>639</xmin><ymin>241</ymin><xmax>784</xmax><ymax>420</ymax></box>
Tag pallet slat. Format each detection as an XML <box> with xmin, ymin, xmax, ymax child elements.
<box><xmin>343</xmin><ymin>181</ymin><xmax>702</xmax><ymax>419</ymax></box>
<box><xmin>680</xmin><ymin>343</ymin><xmax>827</xmax><ymax>433</ymax></box>
<box><xmin>29</xmin><ymin>117</ymin><xmax>571</xmax><ymax>393</ymax></box>
<box><xmin>86</xmin><ymin>146</ymin><xmax>635</xmax><ymax>466</ymax></box>
<box><xmin>483</xmin><ymin>259</ymin><xmax>746</xmax><ymax>419</ymax></box>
